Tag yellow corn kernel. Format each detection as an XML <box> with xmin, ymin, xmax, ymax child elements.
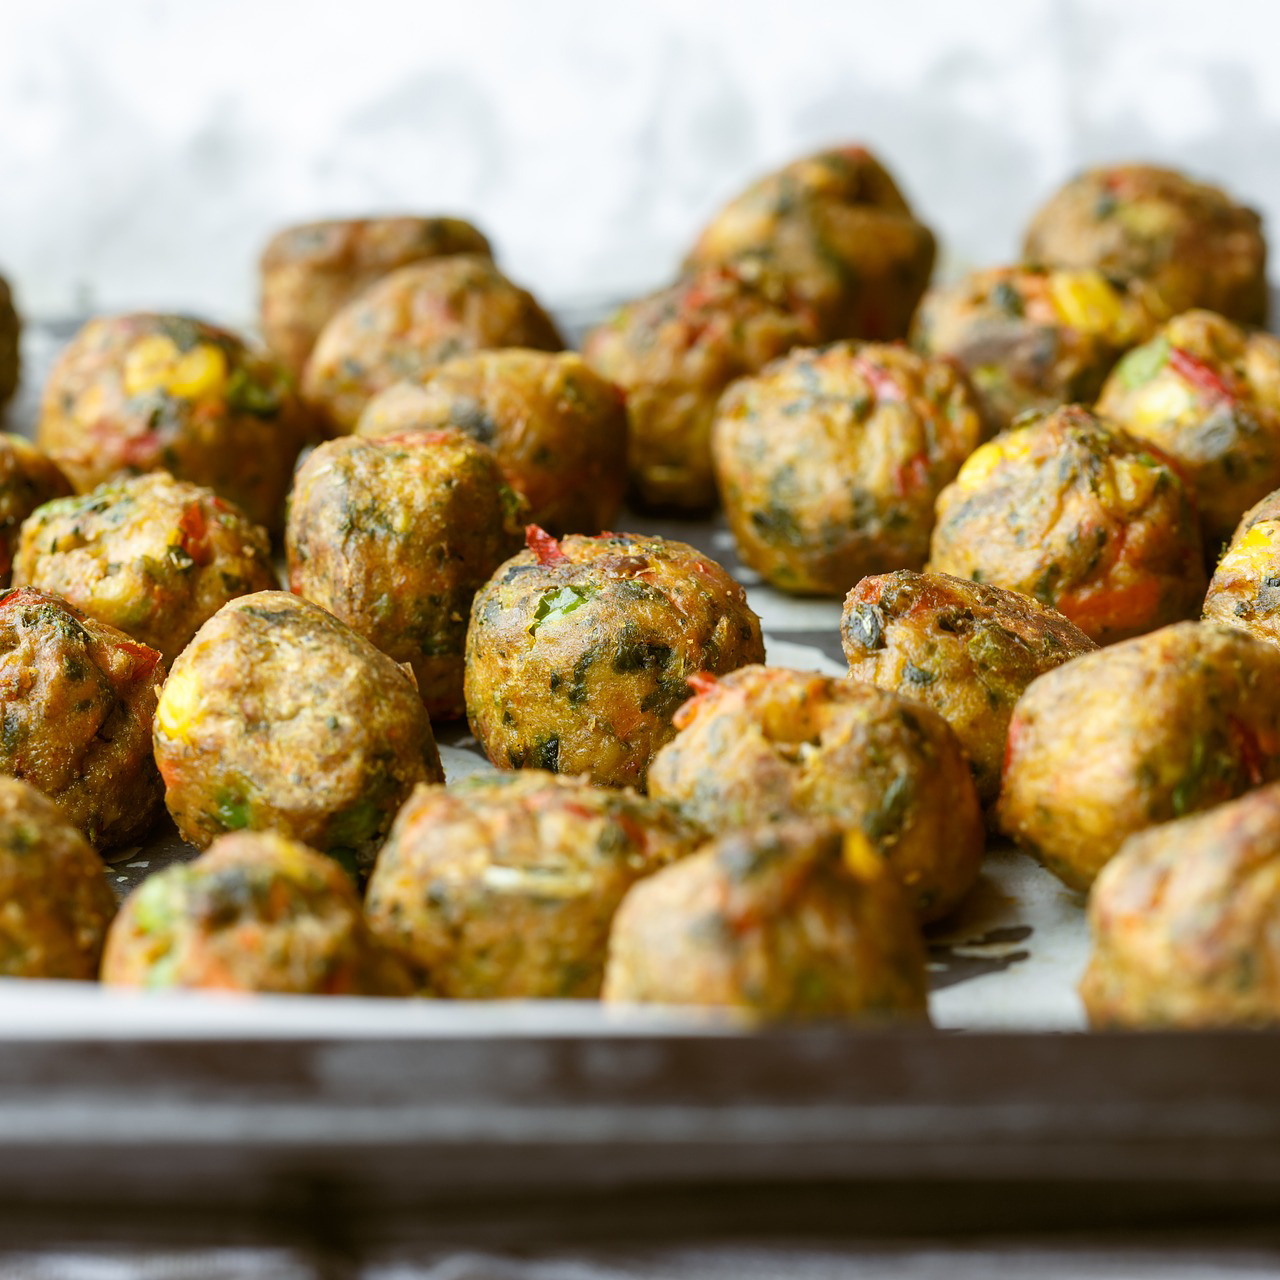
<box><xmin>154</xmin><ymin>666</ymin><xmax>201</xmax><ymax>743</ymax></box>
<box><xmin>123</xmin><ymin>335</ymin><xmax>181</xmax><ymax>398</ymax></box>
<box><xmin>1048</xmin><ymin>269</ymin><xmax>1127</xmax><ymax>337</ymax></box>
<box><xmin>1114</xmin><ymin>457</ymin><xmax>1159</xmax><ymax>510</ymax></box>
<box><xmin>842</xmin><ymin>828</ymin><xmax>885</xmax><ymax>883</ymax></box>
<box><xmin>1124</xmin><ymin>376</ymin><xmax>1194</xmax><ymax>431</ymax></box>
<box><xmin>1224</xmin><ymin>522</ymin><xmax>1280</xmax><ymax>574</ymax></box>
<box><xmin>955</xmin><ymin>430</ymin><xmax>1035</xmax><ymax>490</ymax></box>
<box><xmin>167</xmin><ymin>344</ymin><xmax>227</xmax><ymax>399</ymax></box>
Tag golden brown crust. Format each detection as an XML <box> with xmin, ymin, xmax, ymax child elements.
<box><xmin>286</xmin><ymin>429</ymin><xmax>525</xmax><ymax>719</ymax></box>
<box><xmin>928</xmin><ymin>405</ymin><xmax>1205</xmax><ymax>644</ymax></box>
<box><xmin>301</xmin><ymin>255</ymin><xmax>563</xmax><ymax>434</ymax></box>
<box><xmin>365</xmin><ymin>771</ymin><xmax>700</xmax><ymax>998</ymax></box>
<box><xmin>259</xmin><ymin>216</ymin><xmax>492</xmax><ymax>376</ymax></box>
<box><xmin>102</xmin><ymin>831</ymin><xmax>413</xmax><ymax>995</ymax></box>
<box><xmin>998</xmin><ymin>621</ymin><xmax>1280</xmax><ymax>890</ymax></box>
<box><xmin>603</xmin><ymin>819</ymin><xmax>930</xmax><ymax>1022</ymax></box>
<box><xmin>1082</xmin><ymin>783</ymin><xmax>1280</xmax><ymax>1027</ymax></box>
<box><xmin>842</xmin><ymin>571</ymin><xmax>1096</xmax><ymax>803</ymax></box>
<box><xmin>355</xmin><ymin>350</ymin><xmax>628</xmax><ymax>535</ymax></box>
<box><xmin>15</xmin><ymin>472</ymin><xmax>275</xmax><ymax>664</ymax></box>
<box><xmin>0</xmin><ymin>433</ymin><xmax>71</xmax><ymax>583</ymax></box>
<box><xmin>647</xmin><ymin>664</ymin><xmax>983</xmax><ymax>921</ymax></box>
<box><xmin>0</xmin><ymin>276</ymin><xmax>18</xmax><ymax>413</ymax></box>
<box><xmin>464</xmin><ymin>530</ymin><xmax>764</xmax><ymax>789</ymax></box>
<box><xmin>713</xmin><ymin>342</ymin><xmax>983</xmax><ymax>594</ymax></box>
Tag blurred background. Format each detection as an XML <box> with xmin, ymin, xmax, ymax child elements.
<box><xmin>2</xmin><ymin>0</ymin><xmax>1278</xmax><ymax>322</ymax></box>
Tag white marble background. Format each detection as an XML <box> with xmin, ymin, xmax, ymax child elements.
<box><xmin>1</xmin><ymin>0</ymin><xmax>1278</xmax><ymax>322</ymax></box>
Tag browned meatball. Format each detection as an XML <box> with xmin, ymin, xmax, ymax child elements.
<box><xmin>153</xmin><ymin>591</ymin><xmax>442</xmax><ymax>875</ymax></box>
<box><xmin>910</xmin><ymin>264</ymin><xmax>1164</xmax><ymax>435</ymax></box>
<box><xmin>301</xmin><ymin>255</ymin><xmax>563</xmax><ymax>434</ymax></box>
<box><xmin>1203</xmin><ymin>489</ymin><xmax>1280</xmax><ymax>645</ymax></box>
<box><xmin>0</xmin><ymin>433</ymin><xmax>72</xmax><ymax>582</ymax></box>
<box><xmin>1096</xmin><ymin>310</ymin><xmax>1280</xmax><ymax>547</ymax></box>
<box><xmin>0</xmin><ymin>777</ymin><xmax>115</xmax><ymax>979</ymax></box>
<box><xmin>365</xmin><ymin>771</ymin><xmax>701</xmax><ymax>998</ymax></box>
<box><xmin>259</xmin><ymin>215</ymin><xmax>492</xmax><ymax>376</ymax></box>
<box><xmin>581</xmin><ymin>264</ymin><xmax>821</xmax><ymax>510</ymax></box>
<box><xmin>102</xmin><ymin>831</ymin><xmax>412</xmax><ymax>995</ymax></box>
<box><xmin>0</xmin><ymin>276</ymin><xmax>19</xmax><ymax>415</ymax></box>
<box><xmin>647</xmin><ymin>665</ymin><xmax>983</xmax><ymax>921</ymax></box>
<box><xmin>0</xmin><ymin>587</ymin><xmax>165</xmax><ymax>849</ymax></box>
<box><xmin>928</xmin><ymin>405</ymin><xmax>1205</xmax><ymax>644</ymax></box>
<box><xmin>464</xmin><ymin>528</ymin><xmax>764</xmax><ymax>789</ymax></box>
<box><xmin>712</xmin><ymin>342</ymin><xmax>983</xmax><ymax>594</ymax></box>
<box><xmin>36</xmin><ymin>314</ymin><xmax>316</xmax><ymax>530</ymax></box>
<box><xmin>286</xmin><ymin>429</ymin><xmax>524</xmax><ymax>719</ymax></box>
<box><xmin>1023</xmin><ymin>164</ymin><xmax>1269</xmax><ymax>325</ymax></box>
<box><xmin>15</xmin><ymin>472</ymin><xmax>276</xmax><ymax>665</ymax></box>
<box><xmin>842</xmin><ymin>571</ymin><xmax>1096</xmax><ymax>804</ymax></box>
<box><xmin>1081</xmin><ymin>783</ymin><xmax>1280</xmax><ymax>1027</ymax></box>
<box><xmin>683</xmin><ymin>144</ymin><xmax>936</xmax><ymax>342</ymax></box>
<box><xmin>998</xmin><ymin>622</ymin><xmax>1280</xmax><ymax>891</ymax></box>
<box><xmin>603</xmin><ymin>819</ymin><xmax>929</xmax><ymax>1022</ymax></box>
<box><xmin>355</xmin><ymin>350</ymin><xmax>628</xmax><ymax>535</ymax></box>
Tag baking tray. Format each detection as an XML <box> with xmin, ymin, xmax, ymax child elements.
<box><xmin>0</xmin><ymin>314</ymin><xmax>1278</xmax><ymax>1217</ymax></box>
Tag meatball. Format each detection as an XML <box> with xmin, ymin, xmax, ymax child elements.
<box><xmin>355</xmin><ymin>350</ymin><xmax>628</xmax><ymax>535</ymax></box>
<box><xmin>0</xmin><ymin>587</ymin><xmax>165</xmax><ymax>848</ymax></box>
<box><xmin>259</xmin><ymin>215</ymin><xmax>492</xmax><ymax>377</ymax></box>
<box><xmin>1023</xmin><ymin>164</ymin><xmax>1268</xmax><ymax>326</ymax></box>
<box><xmin>153</xmin><ymin>591</ymin><xmax>442</xmax><ymax>874</ymax></box>
<box><xmin>1080</xmin><ymin>784</ymin><xmax>1280</xmax><ymax>1028</ymax></box>
<box><xmin>581</xmin><ymin>264</ymin><xmax>820</xmax><ymax>510</ymax></box>
<box><xmin>0</xmin><ymin>275</ymin><xmax>19</xmax><ymax>414</ymax></box>
<box><xmin>14</xmin><ymin>472</ymin><xmax>275</xmax><ymax>665</ymax></box>
<box><xmin>842</xmin><ymin>571</ymin><xmax>1096</xmax><ymax>804</ymax></box>
<box><xmin>910</xmin><ymin>265</ymin><xmax>1163</xmax><ymax>435</ymax></box>
<box><xmin>465</xmin><ymin>528</ymin><xmax>764</xmax><ymax>789</ymax></box>
<box><xmin>0</xmin><ymin>777</ymin><xmax>115</xmax><ymax>979</ymax></box>
<box><xmin>302</xmin><ymin>255</ymin><xmax>563</xmax><ymax>434</ymax></box>
<box><xmin>683</xmin><ymin>144</ymin><xmax>936</xmax><ymax>342</ymax></box>
<box><xmin>1096</xmin><ymin>310</ymin><xmax>1280</xmax><ymax>547</ymax></box>
<box><xmin>647</xmin><ymin>665</ymin><xmax>982</xmax><ymax>921</ymax></box>
<box><xmin>365</xmin><ymin>771</ymin><xmax>701</xmax><ymax>998</ymax></box>
<box><xmin>928</xmin><ymin>405</ymin><xmax>1205</xmax><ymax>644</ymax></box>
<box><xmin>0</xmin><ymin>433</ymin><xmax>72</xmax><ymax>582</ymax></box>
<box><xmin>286</xmin><ymin>429</ymin><xmax>524</xmax><ymax>719</ymax></box>
<box><xmin>1203</xmin><ymin>489</ymin><xmax>1280</xmax><ymax>645</ymax></box>
<box><xmin>998</xmin><ymin>621</ymin><xmax>1280</xmax><ymax>891</ymax></box>
<box><xmin>603</xmin><ymin>819</ymin><xmax>928</xmax><ymax>1022</ymax></box>
<box><xmin>36</xmin><ymin>314</ymin><xmax>315</xmax><ymax>531</ymax></box>
<box><xmin>712</xmin><ymin>342</ymin><xmax>983</xmax><ymax>595</ymax></box>
<box><xmin>102</xmin><ymin>831</ymin><xmax>412</xmax><ymax>995</ymax></box>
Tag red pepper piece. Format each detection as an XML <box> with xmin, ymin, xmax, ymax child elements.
<box><xmin>177</xmin><ymin>501</ymin><xmax>214</xmax><ymax>567</ymax></box>
<box><xmin>686</xmin><ymin>671</ymin><xmax>720</xmax><ymax>697</ymax></box>
<box><xmin>893</xmin><ymin>452</ymin><xmax>930</xmax><ymax>496</ymax></box>
<box><xmin>852</xmin><ymin>357</ymin><xmax>903</xmax><ymax>402</ymax></box>
<box><xmin>526</xmin><ymin>524</ymin><xmax>569</xmax><ymax>565</ymax></box>
<box><xmin>1168</xmin><ymin>347</ymin><xmax>1238</xmax><ymax>402</ymax></box>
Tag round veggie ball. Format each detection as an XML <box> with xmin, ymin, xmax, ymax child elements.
<box><xmin>259</xmin><ymin>215</ymin><xmax>493</xmax><ymax>377</ymax></box>
<box><xmin>712</xmin><ymin>342</ymin><xmax>983</xmax><ymax>595</ymax></box>
<box><xmin>366</xmin><ymin>771</ymin><xmax>701</xmax><ymax>998</ymax></box>
<box><xmin>647</xmin><ymin>665</ymin><xmax>983</xmax><ymax>922</ymax></box>
<box><xmin>602</xmin><ymin>819</ymin><xmax>929</xmax><ymax>1022</ymax></box>
<box><xmin>998</xmin><ymin>621</ymin><xmax>1280</xmax><ymax>891</ymax></box>
<box><xmin>14</xmin><ymin>472</ymin><xmax>276</xmax><ymax>665</ymax></box>
<box><xmin>683</xmin><ymin>144</ymin><xmax>936</xmax><ymax>342</ymax></box>
<box><xmin>101</xmin><ymin>831</ymin><xmax>413</xmax><ymax>995</ymax></box>
<box><xmin>0</xmin><ymin>587</ymin><xmax>165</xmax><ymax>849</ymax></box>
<box><xmin>302</xmin><ymin>255</ymin><xmax>563</xmax><ymax>435</ymax></box>
<box><xmin>1203</xmin><ymin>489</ymin><xmax>1280</xmax><ymax>645</ymax></box>
<box><xmin>0</xmin><ymin>274</ymin><xmax>19</xmax><ymax>413</ymax></box>
<box><xmin>909</xmin><ymin>264</ymin><xmax>1164</xmax><ymax>436</ymax></box>
<box><xmin>153</xmin><ymin>591</ymin><xmax>443</xmax><ymax>873</ymax></box>
<box><xmin>842</xmin><ymin>571</ymin><xmax>1097</xmax><ymax>804</ymax></box>
<box><xmin>355</xmin><ymin>350</ymin><xmax>628</xmax><ymax>535</ymax></box>
<box><xmin>1022</xmin><ymin>164</ymin><xmax>1269</xmax><ymax>326</ymax></box>
<box><xmin>1096</xmin><ymin>310</ymin><xmax>1280</xmax><ymax>547</ymax></box>
<box><xmin>0</xmin><ymin>433</ymin><xmax>72</xmax><ymax>582</ymax></box>
<box><xmin>928</xmin><ymin>405</ymin><xmax>1205</xmax><ymax>645</ymax></box>
<box><xmin>581</xmin><ymin>264</ymin><xmax>821</xmax><ymax>510</ymax></box>
<box><xmin>35</xmin><ymin>314</ymin><xmax>316</xmax><ymax>531</ymax></box>
<box><xmin>0</xmin><ymin>777</ymin><xmax>115</xmax><ymax>979</ymax></box>
<box><xmin>1080</xmin><ymin>783</ymin><xmax>1280</xmax><ymax>1028</ymax></box>
<box><xmin>464</xmin><ymin>528</ymin><xmax>765</xmax><ymax>790</ymax></box>
<box><xmin>286</xmin><ymin>429</ymin><xmax>525</xmax><ymax>719</ymax></box>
